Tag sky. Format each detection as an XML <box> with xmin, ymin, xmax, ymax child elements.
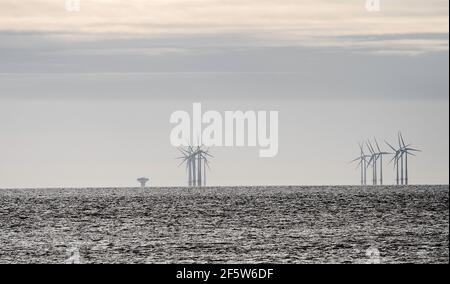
<box><xmin>0</xmin><ymin>0</ymin><xmax>448</xmax><ymax>187</ymax></box>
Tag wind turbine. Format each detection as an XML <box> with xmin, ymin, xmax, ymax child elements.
<box><xmin>178</xmin><ymin>146</ymin><xmax>196</xmax><ymax>187</ymax></box>
<box><xmin>178</xmin><ymin>145</ymin><xmax>213</xmax><ymax>187</ymax></box>
<box><xmin>373</xmin><ymin>138</ymin><xmax>391</xmax><ymax>185</ymax></box>
<box><xmin>350</xmin><ymin>143</ymin><xmax>370</xmax><ymax>185</ymax></box>
<box><xmin>386</xmin><ymin>132</ymin><xmax>421</xmax><ymax>185</ymax></box>
<box><xmin>398</xmin><ymin>132</ymin><xmax>421</xmax><ymax>185</ymax></box>
<box><xmin>366</xmin><ymin>140</ymin><xmax>379</xmax><ymax>185</ymax></box>
<box><xmin>395</xmin><ymin>132</ymin><xmax>410</xmax><ymax>185</ymax></box>
<box><xmin>194</xmin><ymin>147</ymin><xmax>213</xmax><ymax>187</ymax></box>
<box><xmin>385</xmin><ymin>140</ymin><xmax>402</xmax><ymax>185</ymax></box>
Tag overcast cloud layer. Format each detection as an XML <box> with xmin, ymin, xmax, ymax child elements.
<box><xmin>0</xmin><ymin>1</ymin><xmax>448</xmax><ymax>101</ymax></box>
<box><xmin>1</xmin><ymin>1</ymin><xmax>448</xmax><ymax>38</ymax></box>
<box><xmin>0</xmin><ymin>0</ymin><xmax>448</xmax><ymax>58</ymax></box>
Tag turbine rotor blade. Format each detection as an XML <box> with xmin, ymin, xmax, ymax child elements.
<box><xmin>374</xmin><ymin>137</ymin><xmax>381</xmax><ymax>153</ymax></box>
<box><xmin>350</xmin><ymin>157</ymin><xmax>361</xmax><ymax>163</ymax></box>
<box><xmin>385</xmin><ymin>141</ymin><xmax>397</xmax><ymax>152</ymax></box>
<box><xmin>405</xmin><ymin>148</ymin><xmax>421</xmax><ymax>152</ymax></box>
<box><xmin>400</xmin><ymin>132</ymin><xmax>406</xmax><ymax>148</ymax></box>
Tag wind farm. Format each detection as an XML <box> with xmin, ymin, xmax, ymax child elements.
<box><xmin>351</xmin><ymin>132</ymin><xmax>421</xmax><ymax>186</ymax></box>
<box><xmin>175</xmin><ymin>132</ymin><xmax>422</xmax><ymax>187</ymax></box>
<box><xmin>178</xmin><ymin>146</ymin><xmax>213</xmax><ymax>187</ymax></box>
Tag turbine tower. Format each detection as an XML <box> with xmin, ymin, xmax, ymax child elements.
<box><xmin>373</xmin><ymin>137</ymin><xmax>391</xmax><ymax>185</ymax></box>
<box><xmin>178</xmin><ymin>146</ymin><xmax>195</xmax><ymax>186</ymax></box>
<box><xmin>398</xmin><ymin>132</ymin><xmax>421</xmax><ymax>185</ymax></box>
<box><xmin>366</xmin><ymin>140</ymin><xmax>379</xmax><ymax>185</ymax></box>
<box><xmin>194</xmin><ymin>147</ymin><xmax>213</xmax><ymax>187</ymax></box>
<box><xmin>350</xmin><ymin>143</ymin><xmax>370</xmax><ymax>185</ymax></box>
<box><xmin>196</xmin><ymin>146</ymin><xmax>202</xmax><ymax>186</ymax></box>
<box><xmin>385</xmin><ymin>140</ymin><xmax>402</xmax><ymax>185</ymax></box>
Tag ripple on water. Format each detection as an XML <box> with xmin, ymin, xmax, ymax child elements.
<box><xmin>0</xmin><ymin>185</ymin><xmax>448</xmax><ymax>264</ymax></box>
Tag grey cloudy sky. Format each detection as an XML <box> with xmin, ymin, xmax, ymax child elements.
<box><xmin>0</xmin><ymin>0</ymin><xmax>448</xmax><ymax>187</ymax></box>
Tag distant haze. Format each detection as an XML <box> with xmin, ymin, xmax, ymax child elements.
<box><xmin>0</xmin><ymin>0</ymin><xmax>448</xmax><ymax>187</ymax></box>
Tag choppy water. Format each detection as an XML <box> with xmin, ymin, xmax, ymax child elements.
<box><xmin>0</xmin><ymin>186</ymin><xmax>448</xmax><ymax>264</ymax></box>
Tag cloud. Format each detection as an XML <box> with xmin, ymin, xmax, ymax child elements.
<box><xmin>0</xmin><ymin>1</ymin><xmax>448</xmax><ymax>92</ymax></box>
<box><xmin>1</xmin><ymin>39</ymin><xmax>448</xmax><ymax>101</ymax></box>
<box><xmin>0</xmin><ymin>0</ymin><xmax>448</xmax><ymax>52</ymax></box>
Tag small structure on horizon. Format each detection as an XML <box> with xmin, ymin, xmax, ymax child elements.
<box><xmin>137</xmin><ymin>177</ymin><xmax>149</xmax><ymax>188</ymax></box>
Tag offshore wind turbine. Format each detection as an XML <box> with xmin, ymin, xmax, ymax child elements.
<box><xmin>194</xmin><ymin>147</ymin><xmax>213</xmax><ymax>187</ymax></box>
<box><xmin>178</xmin><ymin>145</ymin><xmax>213</xmax><ymax>187</ymax></box>
<box><xmin>398</xmin><ymin>132</ymin><xmax>421</xmax><ymax>185</ymax></box>
<box><xmin>366</xmin><ymin>140</ymin><xmax>379</xmax><ymax>185</ymax></box>
<box><xmin>178</xmin><ymin>146</ymin><xmax>195</xmax><ymax>186</ymax></box>
<box><xmin>398</xmin><ymin>133</ymin><xmax>405</xmax><ymax>185</ymax></box>
<box><xmin>350</xmin><ymin>143</ymin><xmax>370</xmax><ymax>185</ymax></box>
<box><xmin>386</xmin><ymin>132</ymin><xmax>421</xmax><ymax>185</ymax></box>
<box><xmin>385</xmin><ymin>140</ymin><xmax>402</xmax><ymax>185</ymax></box>
<box><xmin>384</xmin><ymin>138</ymin><xmax>403</xmax><ymax>185</ymax></box>
<box><xmin>395</xmin><ymin>132</ymin><xmax>411</xmax><ymax>185</ymax></box>
<box><xmin>373</xmin><ymin>138</ymin><xmax>391</xmax><ymax>185</ymax></box>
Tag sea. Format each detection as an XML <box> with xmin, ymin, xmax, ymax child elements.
<box><xmin>0</xmin><ymin>185</ymin><xmax>448</xmax><ymax>264</ymax></box>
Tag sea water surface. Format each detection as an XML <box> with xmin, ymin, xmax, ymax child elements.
<box><xmin>0</xmin><ymin>186</ymin><xmax>448</xmax><ymax>264</ymax></box>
